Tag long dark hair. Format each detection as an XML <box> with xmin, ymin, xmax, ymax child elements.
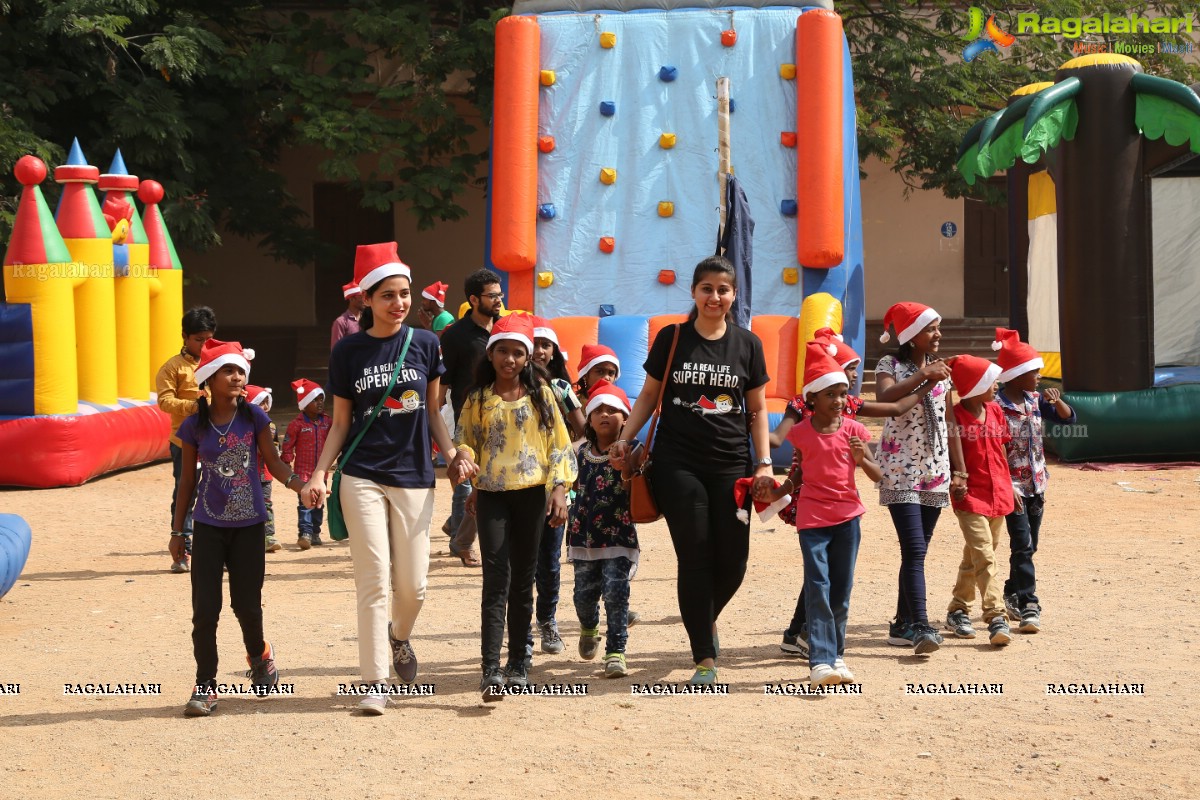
<box><xmin>466</xmin><ymin>347</ymin><xmax>557</xmax><ymax>431</ymax></box>
<box><xmin>686</xmin><ymin>255</ymin><xmax>737</xmax><ymax>323</ymax></box>
<box><xmin>540</xmin><ymin>341</ymin><xmax>570</xmax><ymax>383</ymax></box>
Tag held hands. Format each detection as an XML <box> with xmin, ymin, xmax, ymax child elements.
<box><xmin>301</xmin><ymin>472</ymin><xmax>327</xmax><ymax>510</ymax></box>
<box><xmin>951</xmin><ymin>473</ymin><xmax>968</xmax><ymax>501</ymax></box>
<box><xmin>448</xmin><ymin>452</ymin><xmax>479</xmax><ymax>486</ymax></box>
<box><xmin>750</xmin><ymin>465</ymin><xmax>774</xmax><ymax>502</ymax></box>
<box><xmin>1013</xmin><ymin>486</ymin><xmax>1025</xmax><ymax>513</ymax></box>
<box><xmin>920</xmin><ymin>359</ymin><xmax>952</xmax><ymax>384</ymax></box>
<box><xmin>547</xmin><ymin>484</ymin><xmax>568</xmax><ymax>527</ymax></box>
<box><xmin>609</xmin><ymin>440</ymin><xmax>644</xmax><ymax>474</ymax></box>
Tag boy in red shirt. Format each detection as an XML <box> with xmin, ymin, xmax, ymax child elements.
<box><xmin>283</xmin><ymin>379</ymin><xmax>332</xmax><ymax>549</ymax></box>
<box><xmin>944</xmin><ymin>355</ymin><xmax>1017</xmax><ymax>646</ymax></box>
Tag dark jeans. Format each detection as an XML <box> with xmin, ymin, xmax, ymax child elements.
<box><xmin>786</xmin><ymin>587</ymin><xmax>807</xmax><ymax>638</ymax></box>
<box><xmin>191</xmin><ymin>521</ymin><xmax>267</xmax><ymax>686</ymax></box>
<box><xmin>1004</xmin><ymin>493</ymin><xmax>1044</xmax><ymax>606</ymax></box>
<box><xmin>262</xmin><ymin>480</ymin><xmax>274</xmax><ymax>538</ymax></box>
<box><xmin>297</xmin><ymin>501</ymin><xmax>325</xmax><ymax>536</ymax></box>
<box><xmin>801</xmin><ymin>519</ymin><xmax>862</xmax><ymax>666</ymax></box>
<box><xmin>170</xmin><ymin>443</ymin><xmax>196</xmax><ymax>548</ymax></box>
<box><xmin>888</xmin><ymin>503</ymin><xmax>943</xmax><ymax>625</ymax></box>
<box><xmin>573</xmin><ymin>556</ymin><xmax>634</xmax><ymax>654</ymax></box>
<box><xmin>525</xmin><ymin>516</ymin><xmax>564</xmax><ymax>661</ymax></box>
<box><xmin>477</xmin><ymin>486</ymin><xmax>546</xmax><ymax>667</ymax></box>
<box><xmin>653</xmin><ymin>461</ymin><xmax>750</xmax><ymax>663</ymax></box>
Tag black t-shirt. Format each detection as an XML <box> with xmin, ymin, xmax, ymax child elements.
<box><xmin>328</xmin><ymin>325</ymin><xmax>445</xmax><ymax>489</ymax></box>
<box><xmin>440</xmin><ymin>315</ymin><xmax>490</xmax><ymax>423</ymax></box>
<box><xmin>643</xmin><ymin>321</ymin><xmax>769</xmax><ymax>469</ymax></box>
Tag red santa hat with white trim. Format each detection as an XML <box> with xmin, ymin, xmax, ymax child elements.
<box><xmin>577</xmin><ymin>344</ymin><xmax>621</xmax><ymax>379</ymax></box>
<box><xmin>291</xmin><ymin>378</ymin><xmax>325</xmax><ymax>410</ymax></box>
<box><xmin>342</xmin><ymin>281</ymin><xmax>361</xmax><ymax>299</ymax></box>
<box><xmin>879</xmin><ymin>302</ymin><xmax>941</xmax><ymax>345</ymax></box>
<box><xmin>244</xmin><ymin>385</ymin><xmax>273</xmax><ymax>412</ymax></box>
<box><xmin>421</xmin><ymin>281</ymin><xmax>449</xmax><ymax>308</ymax></box>
<box><xmin>531</xmin><ymin>316</ymin><xmax>567</xmax><ymax>360</ymax></box>
<box><xmin>194</xmin><ymin>339</ymin><xmax>254</xmax><ymax>385</ymax></box>
<box><xmin>992</xmin><ymin>327</ymin><xmax>1044</xmax><ymax>383</ymax></box>
<box><xmin>949</xmin><ymin>354</ymin><xmax>1002</xmax><ymax>400</ymax></box>
<box><xmin>802</xmin><ymin>340</ymin><xmax>850</xmax><ymax>397</ymax></box>
<box><xmin>584</xmin><ymin>379</ymin><xmax>631</xmax><ymax>417</ymax></box>
<box><xmin>813</xmin><ymin>326</ymin><xmax>861</xmax><ymax>369</ymax></box>
<box><xmin>486</xmin><ymin>312</ymin><xmax>534</xmax><ymax>353</ymax></box>
<box><xmin>733</xmin><ymin>477</ymin><xmax>792</xmax><ymax>523</ymax></box>
<box><xmin>353</xmin><ymin>241</ymin><xmax>411</xmax><ymax>294</ymax></box>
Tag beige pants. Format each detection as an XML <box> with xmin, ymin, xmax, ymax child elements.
<box><xmin>948</xmin><ymin>510</ymin><xmax>1006</xmax><ymax>621</ymax></box>
<box><xmin>340</xmin><ymin>473</ymin><xmax>434</xmax><ymax>683</ymax></box>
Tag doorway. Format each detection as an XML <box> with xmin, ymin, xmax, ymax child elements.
<box><xmin>313</xmin><ymin>182</ymin><xmax>395</xmax><ymax>328</ymax></box>
<box><xmin>963</xmin><ymin>189</ymin><xmax>1010</xmax><ymax>318</ymax></box>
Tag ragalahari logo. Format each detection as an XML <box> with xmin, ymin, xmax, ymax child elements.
<box><xmin>962</xmin><ymin>7</ymin><xmax>1016</xmax><ymax>61</ymax></box>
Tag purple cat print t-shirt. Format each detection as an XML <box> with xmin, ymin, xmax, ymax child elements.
<box><xmin>177</xmin><ymin>403</ymin><xmax>272</xmax><ymax>527</ymax></box>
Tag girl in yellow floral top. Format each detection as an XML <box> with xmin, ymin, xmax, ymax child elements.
<box><xmin>451</xmin><ymin>314</ymin><xmax>577</xmax><ymax>701</ymax></box>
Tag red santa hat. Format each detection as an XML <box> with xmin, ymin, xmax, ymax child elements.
<box><xmin>733</xmin><ymin>477</ymin><xmax>793</xmax><ymax>523</ymax></box>
<box><xmin>992</xmin><ymin>327</ymin><xmax>1044</xmax><ymax>383</ymax></box>
<box><xmin>421</xmin><ymin>281</ymin><xmax>449</xmax><ymax>308</ymax></box>
<box><xmin>531</xmin><ymin>316</ymin><xmax>567</xmax><ymax>360</ymax></box>
<box><xmin>802</xmin><ymin>340</ymin><xmax>850</xmax><ymax>398</ymax></box>
<box><xmin>577</xmin><ymin>344</ymin><xmax>621</xmax><ymax>380</ymax></box>
<box><xmin>584</xmin><ymin>379</ymin><xmax>631</xmax><ymax>417</ymax></box>
<box><xmin>353</xmin><ymin>241</ymin><xmax>411</xmax><ymax>294</ymax></box>
<box><xmin>879</xmin><ymin>302</ymin><xmax>941</xmax><ymax>345</ymax></box>
<box><xmin>813</xmin><ymin>326</ymin><xmax>861</xmax><ymax>369</ymax></box>
<box><xmin>244</xmin><ymin>385</ymin><xmax>273</xmax><ymax>412</ymax></box>
<box><xmin>194</xmin><ymin>339</ymin><xmax>254</xmax><ymax>386</ymax></box>
<box><xmin>949</xmin><ymin>354</ymin><xmax>1002</xmax><ymax>400</ymax></box>
<box><xmin>486</xmin><ymin>312</ymin><xmax>534</xmax><ymax>354</ymax></box>
<box><xmin>291</xmin><ymin>378</ymin><xmax>325</xmax><ymax>410</ymax></box>
<box><xmin>342</xmin><ymin>281</ymin><xmax>362</xmax><ymax>299</ymax></box>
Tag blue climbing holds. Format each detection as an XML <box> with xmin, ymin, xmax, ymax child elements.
<box><xmin>780</xmin><ymin>199</ymin><xmax>798</xmax><ymax>216</ymax></box>
<box><xmin>658</xmin><ymin>66</ymin><xmax>678</xmax><ymax>82</ymax></box>
<box><xmin>729</xmin><ymin>98</ymin><xmax>737</xmax><ymax>113</ymax></box>
<box><xmin>538</xmin><ymin>203</ymin><xmax>557</xmax><ymax>220</ymax></box>
<box><xmin>600</xmin><ymin>101</ymin><xmax>616</xmax><ymax>117</ymax></box>
<box><xmin>0</xmin><ymin>514</ymin><xmax>32</xmax><ymax>600</ymax></box>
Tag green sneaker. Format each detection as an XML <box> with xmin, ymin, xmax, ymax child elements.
<box><xmin>578</xmin><ymin>627</ymin><xmax>601</xmax><ymax>660</ymax></box>
<box><xmin>603</xmin><ymin>652</ymin><xmax>628</xmax><ymax>678</ymax></box>
<box><xmin>688</xmin><ymin>665</ymin><xmax>718</xmax><ymax>686</ymax></box>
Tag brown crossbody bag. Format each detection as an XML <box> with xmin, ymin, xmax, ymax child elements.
<box><xmin>628</xmin><ymin>324</ymin><xmax>680</xmax><ymax>524</ymax></box>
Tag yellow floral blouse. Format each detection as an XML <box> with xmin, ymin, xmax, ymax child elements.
<box><xmin>455</xmin><ymin>385</ymin><xmax>578</xmax><ymax>492</ymax></box>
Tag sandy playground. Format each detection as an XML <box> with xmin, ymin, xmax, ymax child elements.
<box><xmin>0</xmin><ymin>457</ymin><xmax>1197</xmax><ymax>799</ymax></box>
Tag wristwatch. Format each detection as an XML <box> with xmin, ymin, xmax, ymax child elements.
<box><xmin>756</xmin><ymin>457</ymin><xmax>773</xmax><ymax>468</ymax></box>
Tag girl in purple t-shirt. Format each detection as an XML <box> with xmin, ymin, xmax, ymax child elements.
<box><xmin>172</xmin><ymin>339</ymin><xmax>304</xmax><ymax>717</ymax></box>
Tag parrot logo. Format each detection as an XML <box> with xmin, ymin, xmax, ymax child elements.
<box><xmin>962</xmin><ymin>8</ymin><xmax>1015</xmax><ymax>62</ymax></box>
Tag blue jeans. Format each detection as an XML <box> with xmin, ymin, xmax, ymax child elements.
<box><xmin>573</xmin><ymin>556</ymin><xmax>634</xmax><ymax>654</ymax></box>
<box><xmin>450</xmin><ymin>480</ymin><xmax>472</xmax><ymax>536</ymax></box>
<box><xmin>801</xmin><ymin>518</ymin><xmax>862</xmax><ymax>667</ymax></box>
<box><xmin>297</xmin><ymin>501</ymin><xmax>325</xmax><ymax>536</ymax></box>
<box><xmin>888</xmin><ymin>503</ymin><xmax>942</xmax><ymax>625</ymax></box>
<box><xmin>170</xmin><ymin>443</ymin><xmax>196</xmax><ymax>550</ymax></box>
<box><xmin>1004</xmin><ymin>493</ymin><xmax>1044</xmax><ymax>606</ymax></box>
<box><xmin>525</xmin><ymin>517</ymin><xmax>564</xmax><ymax>661</ymax></box>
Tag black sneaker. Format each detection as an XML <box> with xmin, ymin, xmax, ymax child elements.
<box><xmin>246</xmin><ymin>641</ymin><xmax>279</xmax><ymax>696</ymax></box>
<box><xmin>988</xmin><ymin>616</ymin><xmax>1012</xmax><ymax>646</ymax></box>
<box><xmin>1004</xmin><ymin>593</ymin><xmax>1021</xmax><ymax>622</ymax></box>
<box><xmin>184</xmin><ymin>681</ymin><xmax>217</xmax><ymax>717</ymax></box>
<box><xmin>1019</xmin><ymin>603</ymin><xmax>1041</xmax><ymax>633</ymax></box>
<box><xmin>388</xmin><ymin>623</ymin><xmax>418</xmax><ymax>683</ymax></box>
<box><xmin>627</xmin><ymin>610</ymin><xmax>641</xmax><ymax>627</ymax></box>
<box><xmin>480</xmin><ymin>663</ymin><xmax>505</xmax><ymax>702</ymax></box>
<box><xmin>944</xmin><ymin>610</ymin><xmax>976</xmax><ymax>639</ymax></box>
<box><xmin>539</xmin><ymin>620</ymin><xmax>565</xmax><ymax>654</ymax></box>
<box><xmin>310</xmin><ymin>531</ymin><xmax>325</xmax><ymax>546</ymax></box>
<box><xmin>578</xmin><ymin>627</ymin><xmax>602</xmax><ymax>660</ymax></box>
<box><xmin>887</xmin><ymin>618</ymin><xmax>915</xmax><ymax>647</ymax></box>
<box><xmin>780</xmin><ymin>627</ymin><xmax>809</xmax><ymax>657</ymax></box>
<box><xmin>504</xmin><ymin>661</ymin><xmax>529</xmax><ymax>689</ymax></box>
<box><xmin>911</xmin><ymin>623</ymin><xmax>941</xmax><ymax>655</ymax></box>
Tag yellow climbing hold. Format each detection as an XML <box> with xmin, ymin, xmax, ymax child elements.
<box><xmin>600</xmin><ymin>32</ymin><xmax>616</xmax><ymax>49</ymax></box>
<box><xmin>659</xmin><ymin>133</ymin><xmax>677</xmax><ymax>149</ymax></box>
<box><xmin>658</xmin><ymin>201</ymin><xmax>674</xmax><ymax>217</ymax></box>
<box><xmin>537</xmin><ymin>271</ymin><xmax>555</xmax><ymax>288</ymax></box>
<box><xmin>782</xmin><ymin>268</ymin><xmax>799</xmax><ymax>285</ymax></box>
<box><xmin>600</xmin><ymin>167</ymin><xmax>617</xmax><ymax>185</ymax></box>
<box><xmin>780</xmin><ymin>64</ymin><xmax>796</xmax><ymax>80</ymax></box>
<box><xmin>540</xmin><ymin>70</ymin><xmax>556</xmax><ymax>86</ymax></box>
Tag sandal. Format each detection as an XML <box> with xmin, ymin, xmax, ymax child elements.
<box><xmin>449</xmin><ymin>543</ymin><xmax>482</xmax><ymax>568</ymax></box>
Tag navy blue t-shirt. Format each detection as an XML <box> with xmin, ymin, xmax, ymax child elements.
<box><xmin>328</xmin><ymin>325</ymin><xmax>445</xmax><ymax>489</ymax></box>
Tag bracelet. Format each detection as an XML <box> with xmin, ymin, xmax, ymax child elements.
<box><xmin>286</xmin><ymin>473</ymin><xmax>301</xmax><ymax>487</ymax></box>
<box><xmin>952</xmin><ymin>471</ymin><xmax>969</xmax><ymax>479</ymax></box>
<box><xmin>170</xmin><ymin>531</ymin><xmax>187</xmax><ymax>537</ymax></box>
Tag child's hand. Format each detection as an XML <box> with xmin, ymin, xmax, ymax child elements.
<box><xmin>848</xmin><ymin>436</ymin><xmax>868</xmax><ymax>465</ymax></box>
<box><xmin>919</xmin><ymin>359</ymin><xmax>952</xmax><ymax>383</ymax></box>
<box><xmin>168</xmin><ymin>535</ymin><xmax>186</xmax><ymax>564</ymax></box>
<box><xmin>1013</xmin><ymin>487</ymin><xmax>1024</xmax><ymax>513</ymax></box>
<box><xmin>1043</xmin><ymin>387</ymin><xmax>1061</xmax><ymax>404</ymax></box>
<box><xmin>302</xmin><ymin>475</ymin><xmax>327</xmax><ymax>509</ymax></box>
<box><xmin>767</xmin><ymin>482</ymin><xmax>790</xmax><ymax>503</ymax></box>
<box><xmin>951</xmin><ymin>473</ymin><xmax>968</xmax><ymax>501</ymax></box>
<box><xmin>547</xmin><ymin>485</ymin><xmax>568</xmax><ymax>527</ymax></box>
<box><xmin>466</xmin><ymin>491</ymin><xmax>477</xmax><ymax>517</ymax></box>
<box><xmin>751</xmin><ymin>475</ymin><xmax>775</xmax><ymax>502</ymax></box>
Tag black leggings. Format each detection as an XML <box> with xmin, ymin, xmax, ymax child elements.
<box><xmin>191</xmin><ymin>521</ymin><xmax>267</xmax><ymax>686</ymax></box>
<box><xmin>476</xmin><ymin>486</ymin><xmax>547</xmax><ymax>667</ymax></box>
<box><xmin>888</xmin><ymin>503</ymin><xmax>943</xmax><ymax>625</ymax></box>
<box><xmin>653</xmin><ymin>462</ymin><xmax>750</xmax><ymax>663</ymax></box>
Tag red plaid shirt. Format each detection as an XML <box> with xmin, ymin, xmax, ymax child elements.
<box><xmin>282</xmin><ymin>412</ymin><xmax>331</xmax><ymax>483</ymax></box>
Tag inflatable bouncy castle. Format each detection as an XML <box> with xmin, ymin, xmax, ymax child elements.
<box><xmin>959</xmin><ymin>54</ymin><xmax>1200</xmax><ymax>461</ymax></box>
<box><xmin>488</xmin><ymin>0</ymin><xmax>866</xmax><ymax>453</ymax></box>
<box><xmin>0</xmin><ymin>143</ymin><xmax>181</xmax><ymax>487</ymax></box>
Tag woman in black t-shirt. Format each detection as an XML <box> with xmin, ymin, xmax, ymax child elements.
<box><xmin>611</xmin><ymin>256</ymin><xmax>773</xmax><ymax>686</ymax></box>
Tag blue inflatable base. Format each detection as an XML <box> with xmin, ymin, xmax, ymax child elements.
<box><xmin>0</xmin><ymin>513</ymin><xmax>32</xmax><ymax>600</ymax></box>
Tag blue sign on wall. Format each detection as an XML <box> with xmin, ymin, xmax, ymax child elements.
<box><xmin>941</xmin><ymin>221</ymin><xmax>958</xmax><ymax>238</ymax></box>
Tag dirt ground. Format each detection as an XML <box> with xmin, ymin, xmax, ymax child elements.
<box><xmin>0</xmin><ymin>457</ymin><xmax>1197</xmax><ymax>799</ymax></box>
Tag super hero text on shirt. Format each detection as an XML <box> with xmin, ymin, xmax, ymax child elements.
<box><xmin>672</xmin><ymin>362</ymin><xmax>740</xmax><ymax>388</ymax></box>
<box><xmin>354</xmin><ymin>363</ymin><xmax>422</xmax><ymax>394</ymax></box>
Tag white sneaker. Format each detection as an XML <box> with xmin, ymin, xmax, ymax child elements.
<box><xmin>357</xmin><ymin>689</ymin><xmax>389</xmax><ymax>716</ymax></box>
<box><xmin>810</xmin><ymin>663</ymin><xmax>841</xmax><ymax>686</ymax></box>
<box><xmin>833</xmin><ymin>659</ymin><xmax>856</xmax><ymax>684</ymax></box>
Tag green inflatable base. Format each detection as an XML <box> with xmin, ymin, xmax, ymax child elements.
<box><xmin>1046</xmin><ymin>383</ymin><xmax>1200</xmax><ymax>462</ymax></box>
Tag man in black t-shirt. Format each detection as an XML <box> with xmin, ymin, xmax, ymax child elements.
<box><xmin>438</xmin><ymin>268</ymin><xmax>504</xmax><ymax>557</ymax></box>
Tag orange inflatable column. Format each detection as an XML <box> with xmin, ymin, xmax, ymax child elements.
<box><xmin>492</xmin><ymin>15</ymin><xmax>540</xmax><ymax>311</ymax></box>
<box><xmin>795</xmin><ymin>10</ymin><xmax>844</xmax><ymax>268</ymax></box>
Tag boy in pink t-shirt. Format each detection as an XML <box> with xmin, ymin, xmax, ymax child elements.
<box><xmin>779</xmin><ymin>342</ymin><xmax>882</xmax><ymax>687</ymax></box>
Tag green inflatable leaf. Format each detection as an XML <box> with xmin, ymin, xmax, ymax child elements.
<box><xmin>1136</xmin><ymin>93</ymin><xmax>1200</xmax><ymax>153</ymax></box>
<box><xmin>958</xmin><ymin>142</ymin><xmax>982</xmax><ymax>186</ymax></box>
<box><xmin>1019</xmin><ymin>100</ymin><xmax>1078</xmax><ymax>163</ymax></box>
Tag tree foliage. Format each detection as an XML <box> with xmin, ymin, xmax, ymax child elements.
<box><xmin>1</xmin><ymin>1</ymin><xmax>1197</xmax><ymax>268</ymax></box>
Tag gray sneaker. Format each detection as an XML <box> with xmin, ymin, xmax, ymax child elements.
<box><xmin>297</xmin><ymin>533</ymin><xmax>312</xmax><ymax>551</ymax></box>
<box><xmin>988</xmin><ymin>616</ymin><xmax>1012</xmax><ymax>646</ymax></box>
<box><xmin>1004</xmin><ymin>593</ymin><xmax>1022</xmax><ymax>622</ymax></box>
<box><xmin>1019</xmin><ymin>603</ymin><xmax>1042</xmax><ymax>633</ymax></box>
<box><xmin>480</xmin><ymin>663</ymin><xmax>505</xmax><ymax>702</ymax></box>
<box><xmin>578</xmin><ymin>628</ymin><xmax>602</xmax><ymax>660</ymax></box>
<box><xmin>504</xmin><ymin>661</ymin><xmax>529</xmax><ymax>689</ymax></box>
<box><xmin>388</xmin><ymin>623</ymin><xmax>418</xmax><ymax>683</ymax></box>
<box><xmin>627</xmin><ymin>610</ymin><xmax>641</xmax><ymax>627</ymax></box>
<box><xmin>945</xmin><ymin>609</ymin><xmax>976</xmax><ymax>639</ymax></box>
<box><xmin>310</xmin><ymin>531</ymin><xmax>325</xmax><ymax>546</ymax></box>
<box><xmin>603</xmin><ymin>652</ymin><xmax>628</xmax><ymax>678</ymax></box>
<box><xmin>539</xmin><ymin>620</ymin><xmax>565</xmax><ymax>654</ymax></box>
<box><xmin>357</xmin><ymin>688</ymin><xmax>389</xmax><ymax>716</ymax></box>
